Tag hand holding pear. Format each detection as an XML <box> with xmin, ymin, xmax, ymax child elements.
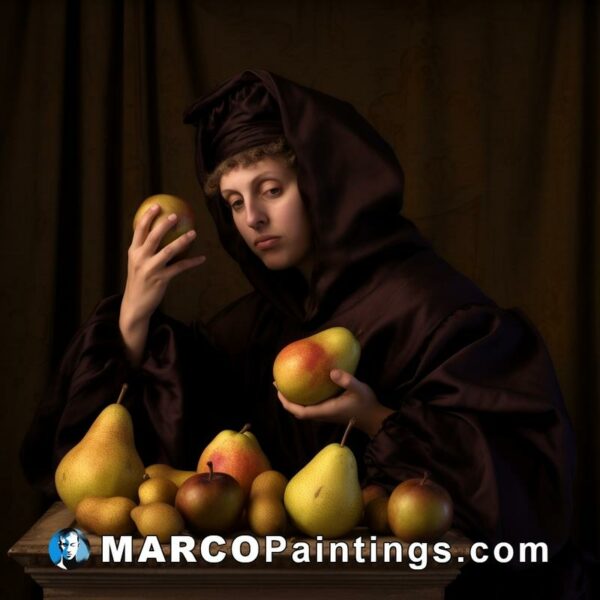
<box><xmin>273</xmin><ymin>327</ymin><xmax>361</xmax><ymax>406</ymax></box>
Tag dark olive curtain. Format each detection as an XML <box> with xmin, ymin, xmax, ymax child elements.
<box><xmin>1</xmin><ymin>0</ymin><xmax>598</xmax><ymax>597</ymax></box>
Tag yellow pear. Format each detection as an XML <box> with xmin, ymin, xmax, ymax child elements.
<box><xmin>283</xmin><ymin>420</ymin><xmax>363</xmax><ymax>538</ymax></box>
<box><xmin>138</xmin><ymin>477</ymin><xmax>178</xmax><ymax>505</ymax></box>
<box><xmin>273</xmin><ymin>327</ymin><xmax>361</xmax><ymax>406</ymax></box>
<box><xmin>131</xmin><ymin>502</ymin><xmax>185</xmax><ymax>543</ymax></box>
<box><xmin>75</xmin><ymin>496</ymin><xmax>136</xmax><ymax>536</ymax></box>
<box><xmin>55</xmin><ymin>389</ymin><xmax>145</xmax><ymax>512</ymax></box>
<box><xmin>144</xmin><ymin>464</ymin><xmax>197</xmax><ymax>487</ymax></box>
<box><xmin>248</xmin><ymin>470</ymin><xmax>289</xmax><ymax>536</ymax></box>
<box><xmin>133</xmin><ymin>194</ymin><xmax>195</xmax><ymax>249</ymax></box>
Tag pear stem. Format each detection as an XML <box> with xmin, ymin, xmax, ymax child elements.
<box><xmin>420</xmin><ymin>471</ymin><xmax>429</xmax><ymax>486</ymax></box>
<box><xmin>207</xmin><ymin>461</ymin><xmax>214</xmax><ymax>481</ymax></box>
<box><xmin>116</xmin><ymin>383</ymin><xmax>128</xmax><ymax>405</ymax></box>
<box><xmin>239</xmin><ymin>423</ymin><xmax>252</xmax><ymax>434</ymax></box>
<box><xmin>340</xmin><ymin>418</ymin><xmax>356</xmax><ymax>448</ymax></box>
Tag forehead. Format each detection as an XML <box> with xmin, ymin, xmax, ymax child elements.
<box><xmin>61</xmin><ymin>532</ymin><xmax>78</xmax><ymax>543</ymax></box>
<box><xmin>220</xmin><ymin>156</ymin><xmax>292</xmax><ymax>192</ymax></box>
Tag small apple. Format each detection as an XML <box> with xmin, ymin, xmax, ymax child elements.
<box><xmin>133</xmin><ymin>194</ymin><xmax>195</xmax><ymax>249</ymax></box>
<box><xmin>387</xmin><ymin>473</ymin><xmax>453</xmax><ymax>542</ymax></box>
<box><xmin>175</xmin><ymin>462</ymin><xmax>245</xmax><ymax>534</ymax></box>
<box><xmin>361</xmin><ymin>483</ymin><xmax>387</xmax><ymax>508</ymax></box>
<box><xmin>365</xmin><ymin>495</ymin><xmax>391</xmax><ymax>535</ymax></box>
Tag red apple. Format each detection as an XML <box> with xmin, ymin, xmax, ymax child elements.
<box><xmin>133</xmin><ymin>194</ymin><xmax>195</xmax><ymax>249</ymax></box>
<box><xmin>387</xmin><ymin>473</ymin><xmax>453</xmax><ymax>542</ymax></box>
<box><xmin>175</xmin><ymin>462</ymin><xmax>244</xmax><ymax>534</ymax></box>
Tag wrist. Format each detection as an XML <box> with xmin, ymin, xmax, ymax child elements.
<box><xmin>361</xmin><ymin>404</ymin><xmax>394</xmax><ymax>438</ymax></box>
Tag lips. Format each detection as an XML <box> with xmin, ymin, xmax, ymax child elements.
<box><xmin>254</xmin><ymin>236</ymin><xmax>281</xmax><ymax>250</ymax></box>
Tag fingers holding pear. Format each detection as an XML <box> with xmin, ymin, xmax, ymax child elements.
<box><xmin>273</xmin><ymin>327</ymin><xmax>361</xmax><ymax>406</ymax></box>
<box><xmin>133</xmin><ymin>194</ymin><xmax>195</xmax><ymax>251</ymax></box>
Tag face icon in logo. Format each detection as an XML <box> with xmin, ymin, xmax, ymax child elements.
<box><xmin>49</xmin><ymin>528</ymin><xmax>90</xmax><ymax>570</ymax></box>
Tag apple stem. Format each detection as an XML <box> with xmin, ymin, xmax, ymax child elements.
<box><xmin>207</xmin><ymin>461</ymin><xmax>214</xmax><ymax>481</ymax></box>
<box><xmin>116</xmin><ymin>383</ymin><xmax>128</xmax><ymax>405</ymax></box>
<box><xmin>340</xmin><ymin>418</ymin><xmax>356</xmax><ymax>448</ymax></box>
<box><xmin>239</xmin><ymin>423</ymin><xmax>252</xmax><ymax>434</ymax></box>
<box><xmin>420</xmin><ymin>471</ymin><xmax>429</xmax><ymax>486</ymax></box>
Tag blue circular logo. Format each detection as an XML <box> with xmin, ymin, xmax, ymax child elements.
<box><xmin>48</xmin><ymin>528</ymin><xmax>91</xmax><ymax>570</ymax></box>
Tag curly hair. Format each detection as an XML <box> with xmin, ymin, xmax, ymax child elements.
<box><xmin>203</xmin><ymin>137</ymin><xmax>297</xmax><ymax>198</ymax></box>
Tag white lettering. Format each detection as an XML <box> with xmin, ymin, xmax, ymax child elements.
<box><xmin>231</xmin><ymin>535</ymin><xmax>259</xmax><ymax>563</ymax></box>
<box><xmin>291</xmin><ymin>541</ymin><xmax>310</xmax><ymax>563</ymax></box>
<box><xmin>493</xmin><ymin>542</ymin><xmax>514</xmax><ymax>563</ymax></box>
<box><xmin>170</xmin><ymin>536</ymin><xmax>197</xmax><ymax>563</ymax></box>
<box><xmin>138</xmin><ymin>536</ymin><xmax>166</xmax><ymax>562</ymax></box>
<box><xmin>383</xmin><ymin>541</ymin><xmax>403</xmax><ymax>562</ymax></box>
<box><xmin>200</xmin><ymin>535</ymin><xmax>226</xmax><ymax>563</ymax></box>
<box><xmin>408</xmin><ymin>542</ymin><xmax>427</xmax><ymax>570</ymax></box>
<box><xmin>329</xmin><ymin>541</ymin><xmax>349</xmax><ymax>563</ymax></box>
<box><xmin>353</xmin><ymin>537</ymin><xmax>366</xmax><ymax>563</ymax></box>
<box><xmin>520</xmin><ymin>542</ymin><xmax>548</xmax><ymax>563</ymax></box>
<box><xmin>265</xmin><ymin>536</ymin><xmax>286</xmax><ymax>562</ymax></box>
<box><xmin>471</xmin><ymin>542</ymin><xmax>489</xmax><ymax>563</ymax></box>
<box><xmin>101</xmin><ymin>536</ymin><xmax>133</xmax><ymax>563</ymax></box>
<box><xmin>433</xmin><ymin>541</ymin><xmax>452</xmax><ymax>563</ymax></box>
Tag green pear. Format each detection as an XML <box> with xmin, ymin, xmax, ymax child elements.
<box><xmin>283</xmin><ymin>420</ymin><xmax>363</xmax><ymax>538</ymax></box>
<box><xmin>197</xmin><ymin>424</ymin><xmax>271</xmax><ymax>497</ymax></box>
<box><xmin>55</xmin><ymin>392</ymin><xmax>145</xmax><ymax>512</ymax></box>
<box><xmin>273</xmin><ymin>327</ymin><xmax>361</xmax><ymax>406</ymax></box>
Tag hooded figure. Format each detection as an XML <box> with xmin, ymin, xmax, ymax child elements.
<box><xmin>21</xmin><ymin>70</ymin><xmax>585</xmax><ymax>597</ymax></box>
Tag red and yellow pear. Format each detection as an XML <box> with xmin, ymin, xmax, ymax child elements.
<box><xmin>196</xmin><ymin>424</ymin><xmax>271</xmax><ymax>497</ymax></box>
<box><xmin>273</xmin><ymin>327</ymin><xmax>361</xmax><ymax>406</ymax></box>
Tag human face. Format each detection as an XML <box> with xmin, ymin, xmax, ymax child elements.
<box><xmin>220</xmin><ymin>156</ymin><xmax>313</xmax><ymax>277</ymax></box>
<box><xmin>59</xmin><ymin>532</ymin><xmax>79</xmax><ymax>560</ymax></box>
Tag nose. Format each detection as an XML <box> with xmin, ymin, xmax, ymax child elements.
<box><xmin>245</xmin><ymin>198</ymin><xmax>268</xmax><ymax>229</ymax></box>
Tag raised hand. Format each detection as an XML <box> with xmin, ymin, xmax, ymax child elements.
<box><xmin>119</xmin><ymin>203</ymin><xmax>206</xmax><ymax>366</ymax></box>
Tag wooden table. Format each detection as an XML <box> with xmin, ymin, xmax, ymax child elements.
<box><xmin>9</xmin><ymin>502</ymin><xmax>472</xmax><ymax>599</ymax></box>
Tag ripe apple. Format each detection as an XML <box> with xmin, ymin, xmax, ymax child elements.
<box><xmin>361</xmin><ymin>483</ymin><xmax>387</xmax><ymax>508</ymax></box>
<box><xmin>175</xmin><ymin>462</ymin><xmax>244</xmax><ymax>534</ymax></box>
<box><xmin>133</xmin><ymin>194</ymin><xmax>195</xmax><ymax>249</ymax></box>
<box><xmin>387</xmin><ymin>473</ymin><xmax>453</xmax><ymax>542</ymax></box>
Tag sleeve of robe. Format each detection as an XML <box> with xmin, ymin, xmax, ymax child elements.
<box><xmin>363</xmin><ymin>303</ymin><xmax>576</xmax><ymax>558</ymax></box>
<box><xmin>20</xmin><ymin>294</ymin><xmax>249</xmax><ymax>498</ymax></box>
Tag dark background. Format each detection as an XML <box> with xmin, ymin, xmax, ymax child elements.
<box><xmin>1</xmin><ymin>1</ymin><xmax>598</xmax><ymax>598</ymax></box>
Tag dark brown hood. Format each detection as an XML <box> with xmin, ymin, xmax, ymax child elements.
<box><xmin>184</xmin><ymin>70</ymin><xmax>430</xmax><ymax>324</ymax></box>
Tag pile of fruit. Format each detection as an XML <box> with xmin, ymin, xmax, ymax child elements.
<box><xmin>55</xmin><ymin>397</ymin><xmax>453</xmax><ymax>543</ymax></box>
<box><xmin>54</xmin><ymin>274</ymin><xmax>453</xmax><ymax>543</ymax></box>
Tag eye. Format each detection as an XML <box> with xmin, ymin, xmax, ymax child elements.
<box><xmin>264</xmin><ymin>187</ymin><xmax>281</xmax><ymax>197</ymax></box>
<box><xmin>230</xmin><ymin>198</ymin><xmax>244</xmax><ymax>211</ymax></box>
